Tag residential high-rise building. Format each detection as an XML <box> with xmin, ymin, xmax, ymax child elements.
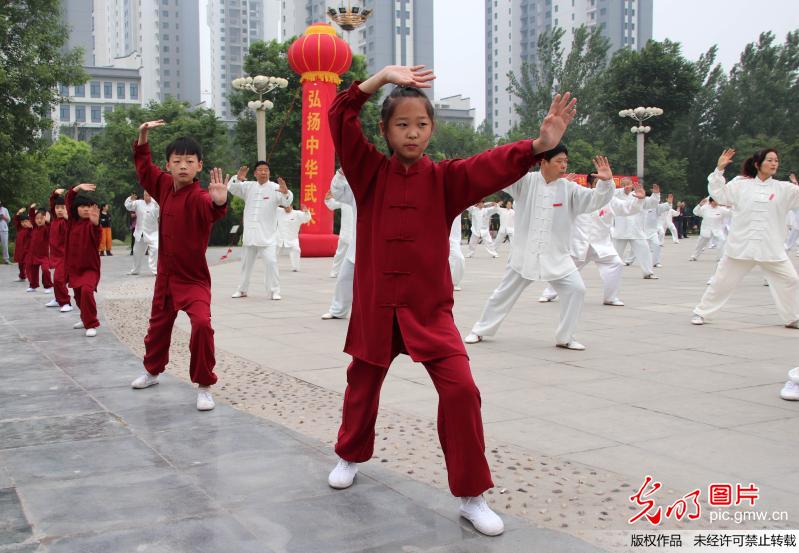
<box><xmin>486</xmin><ymin>0</ymin><xmax>653</xmax><ymax>136</ymax></box>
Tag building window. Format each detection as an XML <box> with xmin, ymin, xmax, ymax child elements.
<box><xmin>74</xmin><ymin>84</ymin><xmax>85</xmax><ymax>97</ymax></box>
<box><xmin>90</xmin><ymin>81</ymin><xmax>100</xmax><ymax>98</ymax></box>
<box><xmin>59</xmin><ymin>84</ymin><xmax>69</xmax><ymax>96</ymax></box>
<box><xmin>117</xmin><ymin>82</ymin><xmax>125</xmax><ymax>99</ymax></box>
<box><xmin>60</xmin><ymin>104</ymin><xmax>70</xmax><ymax>121</ymax></box>
<box><xmin>91</xmin><ymin>105</ymin><xmax>102</xmax><ymax>123</ymax></box>
<box><xmin>103</xmin><ymin>81</ymin><xmax>112</xmax><ymax>98</ymax></box>
<box><xmin>75</xmin><ymin>105</ymin><xmax>86</xmax><ymax>122</ymax></box>
<box><xmin>103</xmin><ymin>105</ymin><xmax>113</xmax><ymax>116</ymax></box>
<box><xmin>130</xmin><ymin>83</ymin><xmax>139</xmax><ymax>99</ymax></box>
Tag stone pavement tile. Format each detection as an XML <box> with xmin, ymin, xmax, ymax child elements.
<box><xmin>0</xmin><ymin>488</ymin><xmax>32</xmax><ymax>547</ymax></box>
<box><xmin>717</xmin><ymin>384</ymin><xmax>799</xmax><ymax>408</ymax></box>
<box><xmin>393</xmin><ymin>398</ymin><xmax>527</xmax><ymax>424</ymax></box>
<box><xmin>490</xmin><ymin>363</ymin><xmax>618</xmax><ymax>386</ymax></box>
<box><xmin>114</xmin><ymin>401</ymin><xmax>252</xmax><ymax>439</ymax></box>
<box><xmin>555</xmin><ymin>376</ymin><xmax>691</xmax><ymax>404</ymax></box>
<box><xmin>17</xmin><ymin>467</ymin><xmax>219</xmax><ymax>537</ymax></box>
<box><xmin>483</xmin><ymin>386</ymin><xmax>617</xmax><ymax>418</ymax></box>
<box><xmin>260</xmin><ymin>352</ymin><xmax>349</xmax><ymax>373</ymax></box>
<box><xmin>88</xmin><ymin>377</ymin><xmax>200</xmax><ymax>412</ymax></box>
<box><xmin>0</xmin><ymin>390</ymin><xmax>104</xmax><ymax>422</ymax></box>
<box><xmin>704</xmin><ymin>358</ymin><xmax>792</xmax><ymax>382</ymax></box>
<box><xmin>1</xmin><ymin>435</ymin><xmax>166</xmax><ymax>484</ymax></box>
<box><xmin>632</xmin><ymin>366</ymin><xmax>765</xmax><ymax>393</ymax></box>
<box><xmin>410</xmin><ymin>526</ymin><xmax>610</xmax><ymax>553</ymax></box>
<box><xmin>44</xmin><ymin>515</ymin><xmax>270</xmax><ymax>553</ymax></box>
<box><xmin>691</xmin><ymin>335</ymin><xmax>799</xmax><ymax>361</ymax></box>
<box><xmin>630</xmin><ymin>392</ymin><xmax>796</xmax><ymax>427</ymax></box>
<box><xmin>379</xmin><ymin>376</ymin><xmax>441</xmax><ymax>406</ymax></box>
<box><xmin>289</xmin><ymin>366</ymin><xmax>349</xmax><ymax>394</ymax></box>
<box><xmin>733</xmin><ymin>415</ymin><xmax>799</xmax><ymax>442</ymax></box>
<box><xmin>483</xmin><ymin>417</ymin><xmax>619</xmax><ymax>456</ymax></box>
<box><xmin>538</xmin><ymin>404</ymin><xmax>715</xmax><ymax>444</ymax></box>
<box><xmin>0</xmin><ymin>412</ymin><xmax>129</xmax><ymax>451</ymax></box>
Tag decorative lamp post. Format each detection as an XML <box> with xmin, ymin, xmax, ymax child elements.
<box><xmin>231</xmin><ymin>75</ymin><xmax>289</xmax><ymax>162</ymax></box>
<box><xmin>326</xmin><ymin>1</ymin><xmax>373</xmax><ymax>31</ymax></box>
<box><xmin>619</xmin><ymin>106</ymin><xmax>663</xmax><ymax>182</ymax></box>
<box><xmin>287</xmin><ymin>23</ymin><xmax>352</xmax><ymax>257</ymax></box>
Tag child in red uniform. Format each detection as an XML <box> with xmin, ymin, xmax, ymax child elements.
<box><xmin>130</xmin><ymin>122</ymin><xmax>229</xmax><ymax>412</ymax></box>
<box><xmin>13</xmin><ymin>210</ymin><xmax>32</xmax><ymax>282</ymax></box>
<box><xmin>46</xmin><ymin>190</ymin><xmax>73</xmax><ymax>312</ymax></box>
<box><xmin>65</xmin><ymin>184</ymin><xmax>102</xmax><ymax>337</ymax></box>
<box><xmin>326</xmin><ymin>65</ymin><xmax>576</xmax><ymax>536</ymax></box>
<box><xmin>27</xmin><ymin>207</ymin><xmax>54</xmax><ymax>294</ymax></box>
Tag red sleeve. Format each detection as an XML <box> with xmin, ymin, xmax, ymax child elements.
<box><xmin>65</xmin><ymin>188</ymin><xmax>77</xmax><ymax>214</ymax></box>
<box><xmin>13</xmin><ymin>214</ymin><xmax>20</xmax><ymax>231</ymax></box>
<box><xmin>91</xmin><ymin>225</ymin><xmax>101</xmax><ymax>247</ymax></box>
<box><xmin>328</xmin><ymin>82</ymin><xmax>386</xmax><ymax>205</ymax></box>
<box><xmin>133</xmin><ymin>142</ymin><xmax>170</xmax><ymax>202</ymax></box>
<box><xmin>197</xmin><ymin>190</ymin><xmax>228</xmax><ymax>226</ymax></box>
<box><xmin>440</xmin><ymin>140</ymin><xmax>541</xmax><ymax>221</ymax></box>
<box><xmin>28</xmin><ymin>206</ymin><xmax>36</xmax><ymax>220</ymax></box>
<box><xmin>49</xmin><ymin>190</ymin><xmax>57</xmax><ymax>213</ymax></box>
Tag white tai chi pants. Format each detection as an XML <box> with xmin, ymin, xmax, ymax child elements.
<box><xmin>613</xmin><ymin>238</ymin><xmax>653</xmax><ymax>276</ymax></box>
<box><xmin>541</xmin><ymin>249</ymin><xmax>624</xmax><ymax>304</ymax></box>
<box><xmin>785</xmin><ymin>228</ymin><xmax>799</xmax><ymax>253</ymax></box>
<box><xmin>649</xmin><ymin>235</ymin><xmax>662</xmax><ymax>266</ymax></box>
<box><xmin>495</xmin><ymin>227</ymin><xmax>513</xmax><ymax>247</ymax></box>
<box><xmin>467</xmin><ymin>230</ymin><xmax>497</xmax><ymax>257</ymax></box>
<box><xmin>694</xmin><ymin>256</ymin><xmax>799</xmax><ymax>325</ymax></box>
<box><xmin>330</xmin><ymin>236</ymin><xmax>350</xmax><ymax>276</ymax></box>
<box><xmin>328</xmin><ymin>258</ymin><xmax>355</xmax><ymax>318</ymax></box>
<box><xmin>0</xmin><ymin>230</ymin><xmax>8</xmax><ymax>263</ymax></box>
<box><xmin>472</xmin><ymin>265</ymin><xmax>585</xmax><ymax>345</ymax></box>
<box><xmin>666</xmin><ymin>221</ymin><xmax>679</xmax><ymax>242</ymax></box>
<box><xmin>278</xmin><ymin>243</ymin><xmax>301</xmax><ymax>271</ymax></box>
<box><xmin>131</xmin><ymin>235</ymin><xmax>158</xmax><ymax>274</ymax></box>
<box><xmin>449</xmin><ymin>238</ymin><xmax>465</xmax><ymax>288</ymax></box>
<box><xmin>238</xmin><ymin>244</ymin><xmax>280</xmax><ymax>294</ymax></box>
<box><xmin>692</xmin><ymin>236</ymin><xmax>725</xmax><ymax>260</ymax></box>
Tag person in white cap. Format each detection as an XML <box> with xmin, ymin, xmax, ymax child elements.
<box><xmin>228</xmin><ymin>162</ymin><xmax>293</xmax><ymax>300</ymax></box>
<box><xmin>322</xmin><ymin>170</ymin><xmax>357</xmax><ymax>320</ymax></box>
<box><xmin>465</xmin><ymin>147</ymin><xmax>615</xmax><ymax>351</ymax></box>
<box><xmin>465</xmin><ymin>201</ymin><xmax>499</xmax><ymax>258</ymax></box>
<box><xmin>612</xmin><ymin>179</ymin><xmax>661</xmax><ymax>279</ymax></box>
<box><xmin>124</xmin><ymin>191</ymin><xmax>160</xmax><ymax>276</ymax></box>
<box><xmin>324</xmin><ymin>183</ymin><xmax>354</xmax><ymax>278</ymax></box>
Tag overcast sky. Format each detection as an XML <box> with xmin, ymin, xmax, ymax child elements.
<box><xmin>433</xmin><ymin>0</ymin><xmax>799</xmax><ymax>125</ymax></box>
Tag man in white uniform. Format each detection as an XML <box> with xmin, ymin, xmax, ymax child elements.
<box><xmin>689</xmin><ymin>197</ymin><xmax>730</xmax><ymax>261</ymax></box>
<box><xmin>323</xmin><ymin>170</ymin><xmax>357</xmax><ymax>320</ymax></box>
<box><xmin>276</xmin><ymin>204</ymin><xmax>311</xmax><ymax>271</ymax></box>
<box><xmin>783</xmin><ymin>174</ymin><xmax>799</xmax><ymax>255</ymax></box>
<box><xmin>495</xmin><ymin>200</ymin><xmax>515</xmax><ymax>248</ymax></box>
<box><xmin>324</xmin><ymin>185</ymin><xmax>354</xmax><ymax>278</ymax></box>
<box><xmin>646</xmin><ymin>192</ymin><xmax>672</xmax><ymax>268</ymax></box>
<box><xmin>0</xmin><ymin>200</ymin><xmax>10</xmax><ymax>264</ymax></box>
<box><xmin>124</xmin><ymin>191</ymin><xmax>160</xmax><ymax>275</ymax></box>
<box><xmin>466</xmin><ymin>201</ymin><xmax>499</xmax><ymax>258</ymax></box>
<box><xmin>449</xmin><ymin>214</ymin><xmax>465</xmax><ymax>291</ymax></box>
<box><xmin>465</xmin><ymin>146</ymin><xmax>615</xmax><ymax>351</ymax></box>
<box><xmin>228</xmin><ymin>162</ymin><xmax>293</xmax><ymax>300</ymax></box>
<box><xmin>612</xmin><ymin>179</ymin><xmax>661</xmax><ymax>279</ymax></box>
<box><xmin>539</xmin><ymin>175</ymin><xmax>645</xmax><ymax>306</ymax></box>
<box><xmin>659</xmin><ymin>193</ymin><xmax>680</xmax><ymax>245</ymax></box>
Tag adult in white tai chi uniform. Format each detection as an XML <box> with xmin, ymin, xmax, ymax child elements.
<box><xmin>124</xmin><ymin>191</ymin><xmax>160</xmax><ymax>275</ymax></box>
<box><xmin>465</xmin><ymin>147</ymin><xmax>615</xmax><ymax>350</ymax></box>
<box><xmin>539</xmin><ymin>175</ymin><xmax>645</xmax><ymax>307</ymax></box>
<box><xmin>783</xmin><ymin>174</ymin><xmax>799</xmax><ymax>255</ymax></box>
<box><xmin>692</xmin><ymin>148</ymin><xmax>799</xmax><ymax>330</ymax></box>
<box><xmin>612</xmin><ymin>179</ymin><xmax>661</xmax><ymax>279</ymax></box>
<box><xmin>466</xmin><ymin>201</ymin><xmax>499</xmax><ymax>258</ymax></box>
<box><xmin>323</xmin><ymin>170</ymin><xmax>357</xmax><ymax>320</ymax></box>
<box><xmin>495</xmin><ymin>200</ymin><xmax>515</xmax><ymax>247</ymax></box>
<box><xmin>276</xmin><ymin>204</ymin><xmax>311</xmax><ymax>272</ymax></box>
<box><xmin>660</xmin><ymin>193</ymin><xmax>680</xmax><ymax>244</ymax></box>
<box><xmin>324</xmin><ymin>184</ymin><xmax>354</xmax><ymax>278</ymax></box>
<box><xmin>689</xmin><ymin>196</ymin><xmax>731</xmax><ymax>261</ymax></box>
<box><xmin>645</xmin><ymin>191</ymin><xmax>672</xmax><ymax>268</ymax></box>
<box><xmin>228</xmin><ymin>162</ymin><xmax>293</xmax><ymax>300</ymax></box>
<box><xmin>449</xmin><ymin>214</ymin><xmax>466</xmax><ymax>291</ymax></box>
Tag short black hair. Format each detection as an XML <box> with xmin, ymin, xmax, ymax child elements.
<box><xmin>53</xmin><ymin>196</ymin><xmax>65</xmax><ymax>206</ymax></box>
<box><xmin>165</xmin><ymin>136</ymin><xmax>203</xmax><ymax>162</ymax></box>
<box><xmin>540</xmin><ymin>143</ymin><xmax>568</xmax><ymax>161</ymax></box>
<box><xmin>69</xmin><ymin>194</ymin><xmax>98</xmax><ymax>220</ymax></box>
<box><xmin>254</xmin><ymin>160</ymin><xmax>269</xmax><ymax>169</ymax></box>
<box><xmin>586</xmin><ymin>173</ymin><xmax>597</xmax><ymax>186</ymax></box>
<box><xmin>36</xmin><ymin>208</ymin><xmax>47</xmax><ymax>215</ymax></box>
<box><xmin>19</xmin><ymin>213</ymin><xmax>29</xmax><ymax>221</ymax></box>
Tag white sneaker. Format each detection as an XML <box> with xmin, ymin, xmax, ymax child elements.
<box><xmin>14</xmin><ymin>277</ymin><xmax>26</xmax><ymax>282</ymax></box>
<box><xmin>41</xmin><ymin>287</ymin><xmax>53</xmax><ymax>294</ymax></box>
<box><xmin>603</xmin><ymin>298</ymin><xmax>625</xmax><ymax>306</ymax></box>
<box><xmin>459</xmin><ymin>495</ymin><xmax>504</xmax><ymax>536</ymax></box>
<box><xmin>556</xmin><ymin>340</ymin><xmax>586</xmax><ymax>351</ymax></box>
<box><xmin>131</xmin><ymin>372</ymin><xmax>159</xmax><ymax>389</ymax></box>
<box><xmin>654</xmin><ymin>263</ymin><xmax>662</xmax><ymax>268</ymax></box>
<box><xmin>329</xmin><ymin>272</ymin><xmax>338</xmax><ymax>278</ymax></box>
<box><xmin>689</xmin><ymin>256</ymin><xmax>697</xmax><ymax>261</ymax></box>
<box><xmin>85</xmin><ymin>328</ymin><xmax>97</xmax><ymax>338</ymax></box>
<box><xmin>328</xmin><ymin>458</ymin><xmax>358</xmax><ymax>489</ymax></box>
<box><xmin>60</xmin><ymin>304</ymin><xmax>73</xmax><ymax>313</ymax></box>
<box><xmin>453</xmin><ymin>285</ymin><xmax>462</xmax><ymax>291</ymax></box>
<box><xmin>643</xmin><ymin>274</ymin><xmax>659</xmax><ymax>280</ymax></box>
<box><xmin>72</xmin><ymin>321</ymin><xmax>85</xmax><ymax>329</ymax></box>
<box><xmin>197</xmin><ymin>387</ymin><xmax>215</xmax><ymax>411</ymax></box>
<box><xmin>785</xmin><ymin>320</ymin><xmax>799</xmax><ymax>329</ymax></box>
<box><xmin>271</xmin><ymin>292</ymin><xmax>281</xmax><ymax>300</ymax></box>
<box><xmin>779</xmin><ymin>381</ymin><xmax>799</xmax><ymax>401</ymax></box>
<box><xmin>45</xmin><ymin>299</ymin><xmax>59</xmax><ymax>308</ymax></box>
<box><xmin>706</xmin><ymin>278</ymin><xmax>712</xmax><ymax>286</ymax></box>
<box><xmin>128</xmin><ymin>269</ymin><xmax>139</xmax><ymax>275</ymax></box>
<box><xmin>321</xmin><ymin>312</ymin><xmax>342</xmax><ymax>320</ymax></box>
<box><xmin>789</xmin><ymin>367</ymin><xmax>799</xmax><ymax>384</ymax></box>
<box><xmin>25</xmin><ymin>287</ymin><xmax>36</xmax><ymax>293</ymax></box>
<box><xmin>464</xmin><ymin>333</ymin><xmax>482</xmax><ymax>344</ymax></box>
<box><xmin>231</xmin><ymin>291</ymin><xmax>247</xmax><ymax>298</ymax></box>
<box><xmin>491</xmin><ymin>253</ymin><xmax>499</xmax><ymax>259</ymax></box>
<box><xmin>691</xmin><ymin>314</ymin><xmax>705</xmax><ymax>325</ymax></box>
<box><xmin>538</xmin><ymin>295</ymin><xmax>554</xmax><ymax>302</ymax></box>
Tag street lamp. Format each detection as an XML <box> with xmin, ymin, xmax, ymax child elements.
<box><xmin>619</xmin><ymin>106</ymin><xmax>663</xmax><ymax>182</ymax></box>
<box><xmin>232</xmin><ymin>75</ymin><xmax>289</xmax><ymax>161</ymax></box>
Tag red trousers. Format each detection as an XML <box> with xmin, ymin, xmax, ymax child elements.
<box><xmin>72</xmin><ymin>286</ymin><xmax>99</xmax><ymax>329</ymax></box>
<box><xmin>143</xmin><ymin>293</ymin><xmax>218</xmax><ymax>386</ymax></box>
<box><xmin>334</xmin><ymin>318</ymin><xmax>493</xmax><ymax>497</ymax></box>
<box><xmin>27</xmin><ymin>262</ymin><xmax>53</xmax><ymax>289</ymax></box>
<box><xmin>18</xmin><ymin>262</ymin><xmax>26</xmax><ymax>280</ymax></box>
<box><xmin>52</xmin><ymin>260</ymin><xmax>70</xmax><ymax>306</ymax></box>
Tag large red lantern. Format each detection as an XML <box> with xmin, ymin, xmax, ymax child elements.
<box><xmin>287</xmin><ymin>23</ymin><xmax>352</xmax><ymax>257</ymax></box>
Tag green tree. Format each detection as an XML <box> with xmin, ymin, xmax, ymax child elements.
<box><xmin>427</xmin><ymin>120</ymin><xmax>495</xmax><ymax>161</ymax></box>
<box><xmin>0</xmin><ymin>0</ymin><xmax>87</xmax><ymax>208</ymax></box>
<box><xmin>43</xmin><ymin>136</ymin><xmax>96</xmax><ymax>190</ymax></box>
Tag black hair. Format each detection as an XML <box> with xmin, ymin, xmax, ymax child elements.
<box><xmin>380</xmin><ymin>86</ymin><xmax>435</xmax><ymax>154</ymax></box>
<box><xmin>19</xmin><ymin>213</ymin><xmax>29</xmax><ymax>221</ymax></box>
<box><xmin>165</xmin><ymin>136</ymin><xmax>203</xmax><ymax>162</ymax></box>
<box><xmin>36</xmin><ymin>208</ymin><xmax>47</xmax><ymax>215</ymax></box>
<box><xmin>540</xmin><ymin>143</ymin><xmax>568</xmax><ymax>162</ymax></box>
<box><xmin>254</xmin><ymin>160</ymin><xmax>269</xmax><ymax>169</ymax></box>
<box><xmin>586</xmin><ymin>173</ymin><xmax>597</xmax><ymax>186</ymax></box>
<box><xmin>53</xmin><ymin>196</ymin><xmax>65</xmax><ymax>206</ymax></box>
<box><xmin>741</xmin><ymin>148</ymin><xmax>778</xmax><ymax>178</ymax></box>
<box><xmin>69</xmin><ymin>194</ymin><xmax>98</xmax><ymax>220</ymax></box>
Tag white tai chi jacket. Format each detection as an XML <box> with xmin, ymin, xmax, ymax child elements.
<box><xmin>228</xmin><ymin>177</ymin><xmax>293</xmax><ymax>247</ymax></box>
<box><xmin>467</xmin><ymin>205</ymin><xmax>498</xmax><ymax>236</ymax></box>
<box><xmin>571</xmin><ymin>194</ymin><xmax>644</xmax><ymax>261</ymax></box>
<box><xmin>659</xmin><ymin>205</ymin><xmax>679</xmax><ymax>231</ymax></box>
<box><xmin>324</xmin><ymin>195</ymin><xmax>354</xmax><ymax>243</ymax></box>
<box><xmin>708</xmin><ymin>169</ymin><xmax>799</xmax><ymax>262</ymax></box>
<box><xmin>497</xmin><ymin>207</ymin><xmax>515</xmax><ymax>232</ymax></box>
<box><xmin>276</xmin><ymin>208</ymin><xmax>311</xmax><ymax>248</ymax></box>
<box><xmin>330</xmin><ymin>172</ymin><xmax>357</xmax><ymax>264</ymax></box>
<box><xmin>693</xmin><ymin>202</ymin><xmax>731</xmax><ymax>240</ymax></box>
<box><xmin>124</xmin><ymin>197</ymin><xmax>160</xmax><ymax>243</ymax></box>
<box><xmin>504</xmin><ymin>172</ymin><xmax>614</xmax><ymax>281</ymax></box>
<box><xmin>611</xmin><ymin>192</ymin><xmax>661</xmax><ymax>240</ymax></box>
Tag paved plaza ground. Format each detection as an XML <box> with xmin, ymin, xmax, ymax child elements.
<box><xmin>1</xmin><ymin>238</ymin><xmax>798</xmax><ymax>552</ymax></box>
